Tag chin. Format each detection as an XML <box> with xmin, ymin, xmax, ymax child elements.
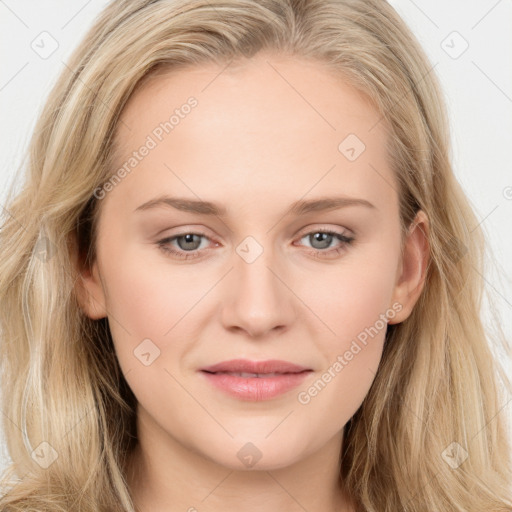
<box><xmin>201</xmin><ymin>437</ymin><xmax>307</xmax><ymax>472</ymax></box>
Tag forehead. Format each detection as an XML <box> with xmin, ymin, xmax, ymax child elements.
<box><xmin>106</xmin><ymin>53</ymin><xmax>396</xmax><ymax>219</ymax></box>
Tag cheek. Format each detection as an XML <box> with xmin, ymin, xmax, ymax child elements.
<box><xmin>99</xmin><ymin>245</ymin><xmax>208</xmax><ymax>371</ymax></box>
<box><xmin>294</xmin><ymin>259</ymin><xmax>395</xmax><ymax>434</ymax></box>
<box><xmin>294</xmin><ymin>243</ymin><xmax>399</xmax><ymax>404</ymax></box>
<box><xmin>301</xmin><ymin>247</ymin><xmax>399</xmax><ymax>344</ymax></box>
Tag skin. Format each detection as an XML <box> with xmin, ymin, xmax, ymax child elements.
<box><xmin>76</xmin><ymin>52</ymin><xmax>429</xmax><ymax>512</ymax></box>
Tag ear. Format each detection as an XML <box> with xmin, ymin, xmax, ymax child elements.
<box><xmin>388</xmin><ymin>210</ymin><xmax>430</xmax><ymax>325</ymax></box>
<box><xmin>74</xmin><ymin>259</ymin><xmax>108</xmax><ymax>320</ymax></box>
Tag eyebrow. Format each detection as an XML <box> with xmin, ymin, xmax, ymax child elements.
<box><xmin>133</xmin><ymin>194</ymin><xmax>377</xmax><ymax>216</ymax></box>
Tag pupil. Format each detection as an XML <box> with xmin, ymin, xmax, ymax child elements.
<box><xmin>312</xmin><ymin>232</ymin><xmax>332</xmax><ymax>249</ymax></box>
<box><xmin>179</xmin><ymin>234</ymin><xmax>200</xmax><ymax>250</ymax></box>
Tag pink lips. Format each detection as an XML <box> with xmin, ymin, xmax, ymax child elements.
<box><xmin>200</xmin><ymin>359</ymin><xmax>312</xmax><ymax>401</ymax></box>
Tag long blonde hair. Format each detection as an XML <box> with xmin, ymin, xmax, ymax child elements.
<box><xmin>0</xmin><ymin>0</ymin><xmax>511</xmax><ymax>510</ymax></box>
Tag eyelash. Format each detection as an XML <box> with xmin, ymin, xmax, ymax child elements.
<box><xmin>156</xmin><ymin>228</ymin><xmax>355</xmax><ymax>261</ymax></box>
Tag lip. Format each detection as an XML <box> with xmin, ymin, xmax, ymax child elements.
<box><xmin>199</xmin><ymin>359</ymin><xmax>312</xmax><ymax>401</ymax></box>
<box><xmin>201</xmin><ymin>358</ymin><xmax>311</xmax><ymax>374</ymax></box>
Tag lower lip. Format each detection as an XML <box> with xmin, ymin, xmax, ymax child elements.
<box><xmin>200</xmin><ymin>371</ymin><xmax>312</xmax><ymax>401</ymax></box>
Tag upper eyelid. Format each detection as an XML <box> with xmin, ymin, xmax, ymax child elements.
<box><xmin>296</xmin><ymin>225</ymin><xmax>352</xmax><ymax>237</ymax></box>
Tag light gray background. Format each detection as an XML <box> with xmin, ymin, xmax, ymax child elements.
<box><xmin>1</xmin><ymin>0</ymin><xmax>511</xmax><ymax>475</ymax></box>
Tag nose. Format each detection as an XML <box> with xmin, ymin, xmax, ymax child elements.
<box><xmin>220</xmin><ymin>241</ymin><xmax>296</xmax><ymax>339</ymax></box>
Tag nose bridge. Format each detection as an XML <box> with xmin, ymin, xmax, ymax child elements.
<box><xmin>221</xmin><ymin>234</ymin><xmax>294</xmax><ymax>336</ymax></box>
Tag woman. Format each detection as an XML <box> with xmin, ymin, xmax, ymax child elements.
<box><xmin>0</xmin><ymin>0</ymin><xmax>510</xmax><ymax>511</ymax></box>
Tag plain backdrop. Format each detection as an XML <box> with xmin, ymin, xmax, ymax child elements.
<box><xmin>0</xmin><ymin>0</ymin><xmax>511</xmax><ymax>476</ymax></box>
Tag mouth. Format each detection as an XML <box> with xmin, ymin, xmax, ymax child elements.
<box><xmin>200</xmin><ymin>358</ymin><xmax>311</xmax><ymax>374</ymax></box>
<box><xmin>199</xmin><ymin>359</ymin><xmax>313</xmax><ymax>401</ymax></box>
<box><xmin>202</xmin><ymin>371</ymin><xmax>304</xmax><ymax>378</ymax></box>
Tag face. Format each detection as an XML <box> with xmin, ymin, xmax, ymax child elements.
<box><xmin>77</xmin><ymin>53</ymin><xmax>428</xmax><ymax>471</ymax></box>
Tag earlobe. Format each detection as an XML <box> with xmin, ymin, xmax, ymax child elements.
<box><xmin>74</xmin><ymin>262</ymin><xmax>108</xmax><ymax>320</ymax></box>
<box><xmin>388</xmin><ymin>210</ymin><xmax>430</xmax><ymax>325</ymax></box>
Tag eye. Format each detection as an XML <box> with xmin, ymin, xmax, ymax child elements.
<box><xmin>295</xmin><ymin>228</ymin><xmax>355</xmax><ymax>259</ymax></box>
<box><xmin>157</xmin><ymin>231</ymin><xmax>216</xmax><ymax>260</ymax></box>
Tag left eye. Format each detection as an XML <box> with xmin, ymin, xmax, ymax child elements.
<box><xmin>157</xmin><ymin>229</ymin><xmax>354</xmax><ymax>260</ymax></box>
<box><xmin>298</xmin><ymin>230</ymin><xmax>353</xmax><ymax>251</ymax></box>
<box><xmin>167</xmin><ymin>233</ymin><xmax>206</xmax><ymax>251</ymax></box>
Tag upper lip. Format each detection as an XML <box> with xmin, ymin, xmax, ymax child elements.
<box><xmin>200</xmin><ymin>359</ymin><xmax>311</xmax><ymax>374</ymax></box>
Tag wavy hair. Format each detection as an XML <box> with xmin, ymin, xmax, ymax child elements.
<box><xmin>0</xmin><ymin>0</ymin><xmax>511</xmax><ymax>510</ymax></box>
